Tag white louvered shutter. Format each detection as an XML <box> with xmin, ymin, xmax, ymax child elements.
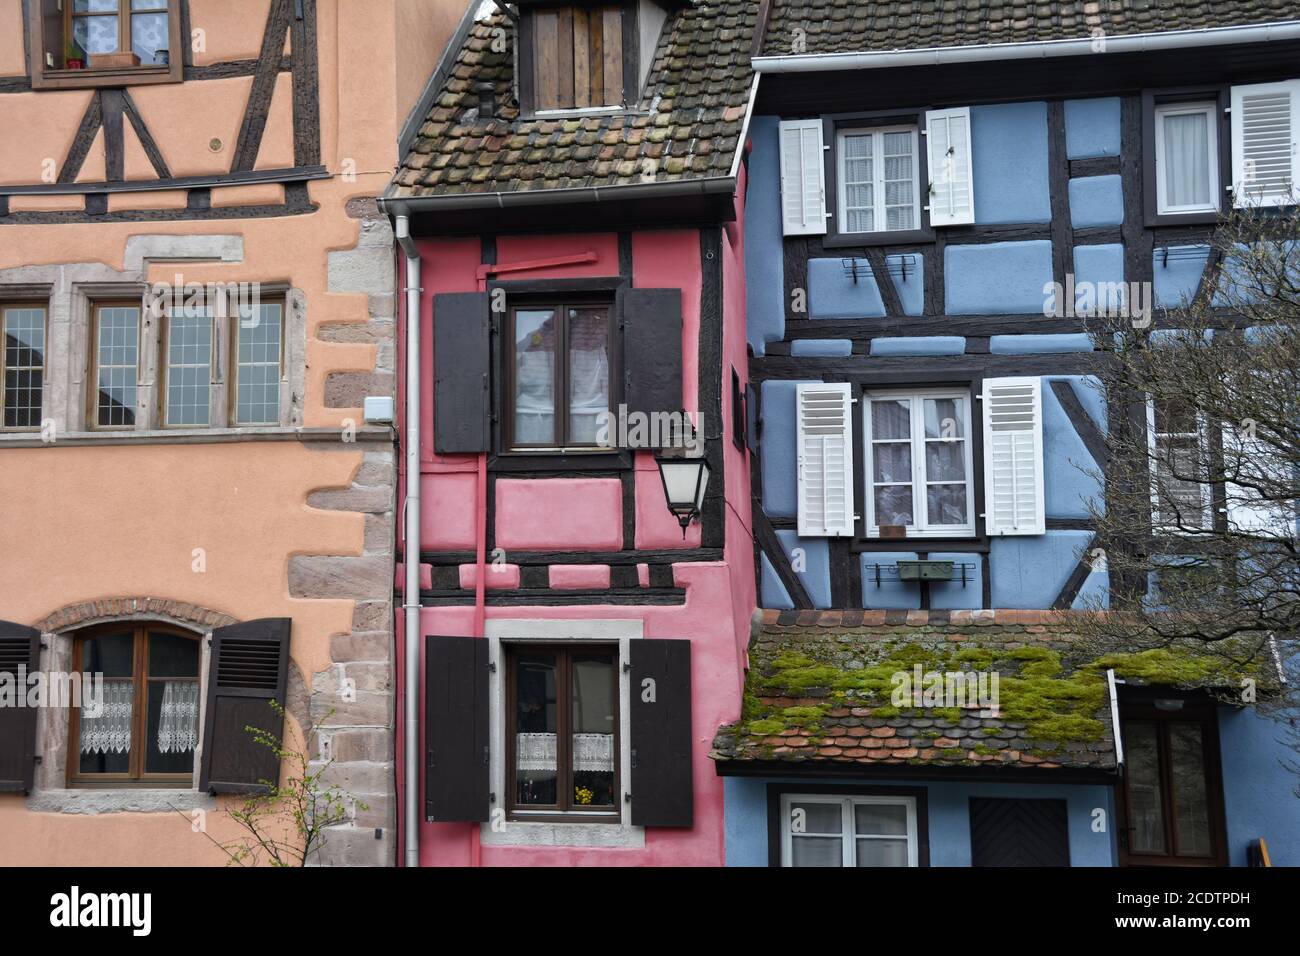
<box><xmin>1231</xmin><ymin>81</ymin><xmax>1300</xmax><ymax>209</ymax></box>
<box><xmin>1223</xmin><ymin>422</ymin><xmax>1294</xmax><ymax>537</ymax></box>
<box><xmin>981</xmin><ymin>378</ymin><xmax>1045</xmax><ymax>536</ymax></box>
<box><xmin>796</xmin><ymin>382</ymin><xmax>855</xmax><ymax>537</ymax></box>
<box><xmin>779</xmin><ymin>119</ymin><xmax>828</xmax><ymax>236</ymax></box>
<box><xmin>925</xmin><ymin>107</ymin><xmax>975</xmax><ymax>226</ymax></box>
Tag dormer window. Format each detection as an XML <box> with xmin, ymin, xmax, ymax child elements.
<box><xmin>516</xmin><ymin>0</ymin><xmax>671</xmax><ymax>116</ymax></box>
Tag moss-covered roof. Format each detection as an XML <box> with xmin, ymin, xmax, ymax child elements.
<box><xmin>710</xmin><ymin>610</ymin><xmax>1272</xmax><ymax>773</ymax></box>
<box><xmin>390</xmin><ymin>1</ymin><xmax>758</xmax><ymax>198</ymax></box>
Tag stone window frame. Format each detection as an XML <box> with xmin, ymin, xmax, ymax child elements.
<box><xmin>0</xmin><ymin>275</ymin><xmax>306</xmax><ymax>441</ymax></box>
<box><xmin>28</xmin><ymin>598</ymin><xmax>232</xmax><ymax>814</ymax></box>
<box><xmin>481</xmin><ymin>618</ymin><xmax>645</xmax><ymax>849</ymax></box>
<box><xmin>0</xmin><ymin>298</ymin><xmax>48</xmax><ymax>433</ymax></box>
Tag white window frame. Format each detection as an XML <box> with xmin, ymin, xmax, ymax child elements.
<box><xmin>779</xmin><ymin>793</ymin><xmax>919</xmax><ymax>867</ymax></box>
<box><xmin>836</xmin><ymin>125</ymin><xmax>921</xmax><ymax>235</ymax></box>
<box><xmin>1146</xmin><ymin>397</ymin><xmax>1213</xmax><ymax>533</ymax></box>
<box><xmin>1154</xmin><ymin>101</ymin><xmax>1220</xmax><ymax>215</ymax></box>
<box><xmin>864</xmin><ymin>388</ymin><xmax>975</xmax><ymax>538</ymax></box>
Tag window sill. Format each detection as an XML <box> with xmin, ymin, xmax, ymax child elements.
<box><xmin>32</xmin><ymin>65</ymin><xmax>180</xmax><ymax>91</ymax></box>
<box><xmin>1146</xmin><ymin>209</ymin><xmax>1222</xmax><ymax>228</ymax></box>
<box><xmin>479</xmin><ymin>817</ymin><xmax>644</xmax><ymax>848</ymax></box>
<box><xmin>823</xmin><ymin>229</ymin><xmax>934</xmax><ymax>249</ymax></box>
<box><xmin>26</xmin><ymin>788</ymin><xmax>215</xmax><ymax>815</ymax></box>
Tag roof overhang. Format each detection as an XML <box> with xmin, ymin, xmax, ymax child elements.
<box><xmin>753</xmin><ymin>20</ymin><xmax>1300</xmax><ymax>73</ymax></box>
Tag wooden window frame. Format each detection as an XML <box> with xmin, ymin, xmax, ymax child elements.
<box><xmin>87</xmin><ymin>299</ymin><xmax>142</xmax><ymax>431</ymax></box>
<box><xmin>503</xmin><ymin>642</ymin><xmax>621</xmax><ymax>822</ymax></box>
<box><xmin>863</xmin><ymin>387</ymin><xmax>976</xmax><ymax>539</ymax></box>
<box><xmin>822</xmin><ymin>109</ymin><xmax>936</xmax><ymax>249</ymax></box>
<box><xmin>502</xmin><ymin>296</ymin><xmax>619</xmax><ymax>453</ymax></box>
<box><xmin>28</xmin><ymin>0</ymin><xmax>184</xmax><ymax>91</ymax></box>
<box><xmin>230</xmin><ymin>297</ymin><xmax>288</xmax><ymax>427</ymax></box>
<box><xmin>766</xmin><ymin>784</ymin><xmax>930</xmax><ymax>868</ymax></box>
<box><xmin>1141</xmin><ymin>86</ymin><xmax>1231</xmax><ymax>227</ymax></box>
<box><xmin>1116</xmin><ymin>691</ymin><xmax>1229</xmax><ymax>867</ymax></box>
<box><xmin>516</xmin><ymin>1</ymin><xmax>639</xmax><ymax>118</ymax></box>
<box><xmin>0</xmin><ymin>301</ymin><xmax>48</xmax><ymax>432</ymax></box>
<box><xmin>835</xmin><ymin>125</ymin><xmax>923</xmax><ymax>238</ymax></box>
<box><xmin>67</xmin><ymin>622</ymin><xmax>202</xmax><ymax>789</ymax></box>
<box><xmin>1153</xmin><ymin>101</ymin><xmax>1221</xmax><ymax>217</ymax></box>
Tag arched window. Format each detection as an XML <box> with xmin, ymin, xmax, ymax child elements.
<box><xmin>70</xmin><ymin>624</ymin><xmax>202</xmax><ymax>787</ymax></box>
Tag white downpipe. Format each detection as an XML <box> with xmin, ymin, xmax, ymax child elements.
<box><xmin>396</xmin><ymin>214</ymin><xmax>422</xmax><ymax>868</ymax></box>
<box><xmin>752</xmin><ymin>21</ymin><xmax>1300</xmax><ymax>73</ymax></box>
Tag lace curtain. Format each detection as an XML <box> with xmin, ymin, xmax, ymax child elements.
<box><xmin>78</xmin><ymin>679</ymin><xmax>200</xmax><ymax>755</ymax></box>
<box><xmin>80</xmin><ymin>682</ymin><xmax>134</xmax><ymax>755</ymax></box>
<box><xmin>515</xmin><ymin>732</ymin><xmax>615</xmax><ymax>772</ymax></box>
<box><xmin>1163</xmin><ymin>111</ymin><xmax>1211</xmax><ymax>207</ymax></box>
<box><xmin>158</xmin><ymin>680</ymin><xmax>200</xmax><ymax>754</ymax></box>
<box><xmin>568</xmin><ymin>348</ymin><xmax>609</xmax><ymax>445</ymax></box>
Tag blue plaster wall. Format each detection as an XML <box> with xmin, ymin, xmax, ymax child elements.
<box><xmin>1218</xmin><ymin>704</ymin><xmax>1300</xmax><ymax>867</ymax></box>
<box><xmin>1073</xmin><ymin>243</ymin><xmax>1126</xmax><ymax>314</ymax></box>
<box><xmin>990</xmin><ymin>334</ymin><xmax>1093</xmax><ymax>354</ymax></box>
<box><xmin>776</xmin><ymin>530</ymin><xmax>832</xmax><ymax>608</ymax></box>
<box><xmin>871</xmin><ymin>336</ymin><xmax>965</xmax><ymax>356</ymax></box>
<box><xmin>1069</xmin><ymin>175</ymin><xmax>1124</xmax><ymax>228</ymax></box>
<box><xmin>1064</xmin><ymin>97</ymin><xmax>1121</xmax><ymax>159</ymax></box>
<box><xmin>860</xmin><ymin>552</ymin><xmax>920</xmax><ymax>609</ymax></box>
<box><xmin>991</xmin><ymin>530</ymin><xmax>1108</xmax><ymax>610</ymax></box>
<box><xmin>888</xmin><ymin>253</ymin><xmax>924</xmax><ymax>315</ymax></box>
<box><xmin>790</xmin><ymin>338</ymin><xmax>852</xmax><ymax>357</ymax></box>
<box><xmin>724</xmin><ymin>776</ymin><xmax>1117</xmax><ymax>866</ymax></box>
<box><xmin>759</xmin><ymin>379</ymin><xmax>813</xmax><ymax>518</ymax></box>
<box><xmin>745</xmin><ymin>116</ymin><xmax>785</xmax><ymax>356</ymax></box>
<box><xmin>1042</xmin><ymin>376</ymin><xmax>1105</xmax><ymax>519</ymax></box>
<box><xmin>809</xmin><ymin>257</ymin><xmax>886</xmax><ymax>319</ymax></box>
<box><xmin>972</xmin><ymin>102</ymin><xmax>1051</xmax><ymax>224</ymax></box>
<box><xmin>760</xmin><ymin>553</ymin><xmax>793</xmax><ymax>610</ymax></box>
<box><xmin>1153</xmin><ymin>245</ymin><xmax>1211</xmax><ymax>309</ymax></box>
<box><xmin>946</xmin><ymin>240</ymin><xmax>1054</xmax><ymax>314</ymax></box>
<box><xmin>928</xmin><ymin>552</ymin><xmax>983</xmax><ymax>610</ymax></box>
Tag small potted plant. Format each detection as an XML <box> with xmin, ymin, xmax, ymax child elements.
<box><xmin>65</xmin><ymin>36</ymin><xmax>87</xmax><ymax>70</ymax></box>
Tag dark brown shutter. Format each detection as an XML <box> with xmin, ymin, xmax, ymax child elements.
<box><xmin>629</xmin><ymin>638</ymin><xmax>693</xmax><ymax>827</ymax></box>
<box><xmin>425</xmin><ymin>635</ymin><xmax>489</xmax><ymax>822</ymax></box>
<box><xmin>40</xmin><ymin>0</ymin><xmax>65</xmax><ymax>72</ymax></box>
<box><xmin>433</xmin><ymin>292</ymin><xmax>491</xmax><ymax>454</ymax></box>
<box><xmin>619</xmin><ymin>287</ymin><xmax>683</xmax><ymax>445</ymax></box>
<box><xmin>199</xmin><ymin>618</ymin><xmax>291</xmax><ymax>795</ymax></box>
<box><xmin>0</xmin><ymin>620</ymin><xmax>41</xmax><ymax>793</ymax></box>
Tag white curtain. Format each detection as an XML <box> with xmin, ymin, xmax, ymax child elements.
<box><xmin>568</xmin><ymin>348</ymin><xmax>609</xmax><ymax>445</ymax></box>
<box><xmin>515</xmin><ymin>732</ymin><xmax>615</xmax><ymax>773</ymax></box>
<box><xmin>158</xmin><ymin>680</ymin><xmax>200</xmax><ymax>754</ymax></box>
<box><xmin>80</xmin><ymin>682</ymin><xmax>134</xmax><ymax>755</ymax></box>
<box><xmin>1163</xmin><ymin>112</ymin><xmax>1211</xmax><ymax>207</ymax></box>
<box><xmin>514</xmin><ymin>351</ymin><xmax>555</xmax><ymax>443</ymax></box>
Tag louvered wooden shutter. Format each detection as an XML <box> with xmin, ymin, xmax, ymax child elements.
<box><xmin>0</xmin><ymin>621</ymin><xmax>41</xmax><ymax>793</ymax></box>
<box><xmin>1231</xmin><ymin>81</ymin><xmax>1300</xmax><ymax>208</ymax></box>
<box><xmin>925</xmin><ymin>107</ymin><xmax>975</xmax><ymax>226</ymax></box>
<box><xmin>796</xmin><ymin>382</ymin><xmax>855</xmax><ymax>537</ymax></box>
<box><xmin>199</xmin><ymin>618</ymin><xmax>291</xmax><ymax>795</ymax></box>
<box><xmin>433</xmin><ymin>292</ymin><xmax>491</xmax><ymax>453</ymax></box>
<box><xmin>981</xmin><ymin>377</ymin><xmax>1045</xmax><ymax>536</ymax></box>
<box><xmin>629</xmin><ymin>639</ymin><xmax>692</xmax><ymax>828</ymax></box>
<box><xmin>425</xmin><ymin>636</ymin><xmax>489</xmax><ymax>823</ymax></box>
<box><xmin>779</xmin><ymin>119</ymin><xmax>827</xmax><ymax>236</ymax></box>
<box><xmin>619</xmin><ymin>286</ymin><xmax>683</xmax><ymax>447</ymax></box>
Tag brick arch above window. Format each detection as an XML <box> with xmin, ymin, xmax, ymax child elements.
<box><xmin>33</xmin><ymin>597</ymin><xmax>238</xmax><ymax>635</ymax></box>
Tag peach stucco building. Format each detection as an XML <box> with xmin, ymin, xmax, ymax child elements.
<box><xmin>0</xmin><ymin>0</ymin><xmax>466</xmax><ymax>866</ymax></box>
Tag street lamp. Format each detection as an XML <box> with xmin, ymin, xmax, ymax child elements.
<box><xmin>655</xmin><ymin>450</ymin><xmax>710</xmax><ymax>536</ymax></box>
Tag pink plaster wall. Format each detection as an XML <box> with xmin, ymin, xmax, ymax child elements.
<box><xmin>495</xmin><ymin>478</ymin><xmax>623</xmax><ymax>551</ymax></box>
<box><xmin>548</xmin><ymin>564</ymin><xmax>611</xmax><ymax>589</ymax></box>
<box><xmin>458</xmin><ymin>564</ymin><xmax>522</xmax><ymax>589</ymax></box>
<box><xmin>634</xmin><ymin>452</ymin><xmax>702</xmax><ymax>548</ymax></box>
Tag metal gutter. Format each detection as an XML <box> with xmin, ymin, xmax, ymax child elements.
<box><xmin>395</xmin><ymin>214</ymin><xmax>422</xmax><ymax>868</ymax></box>
<box><xmin>1107</xmin><ymin>669</ymin><xmax>1125</xmax><ymax>767</ymax></box>
<box><xmin>752</xmin><ymin>20</ymin><xmax>1300</xmax><ymax>73</ymax></box>
<box><xmin>728</xmin><ymin>72</ymin><xmax>761</xmax><ymax>181</ymax></box>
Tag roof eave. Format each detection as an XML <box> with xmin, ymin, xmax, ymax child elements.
<box><xmin>753</xmin><ymin>20</ymin><xmax>1300</xmax><ymax>73</ymax></box>
<box><xmin>380</xmin><ymin>174</ymin><xmax>738</xmax><ymax>215</ymax></box>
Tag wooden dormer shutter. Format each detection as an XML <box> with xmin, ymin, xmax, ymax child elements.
<box><xmin>198</xmin><ymin>618</ymin><xmax>291</xmax><ymax>795</ymax></box>
<box><xmin>0</xmin><ymin>621</ymin><xmax>41</xmax><ymax>793</ymax></box>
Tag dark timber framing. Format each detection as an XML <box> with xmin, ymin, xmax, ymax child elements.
<box><xmin>1</xmin><ymin>0</ymin><xmax>323</xmax><ymax>226</ymax></box>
